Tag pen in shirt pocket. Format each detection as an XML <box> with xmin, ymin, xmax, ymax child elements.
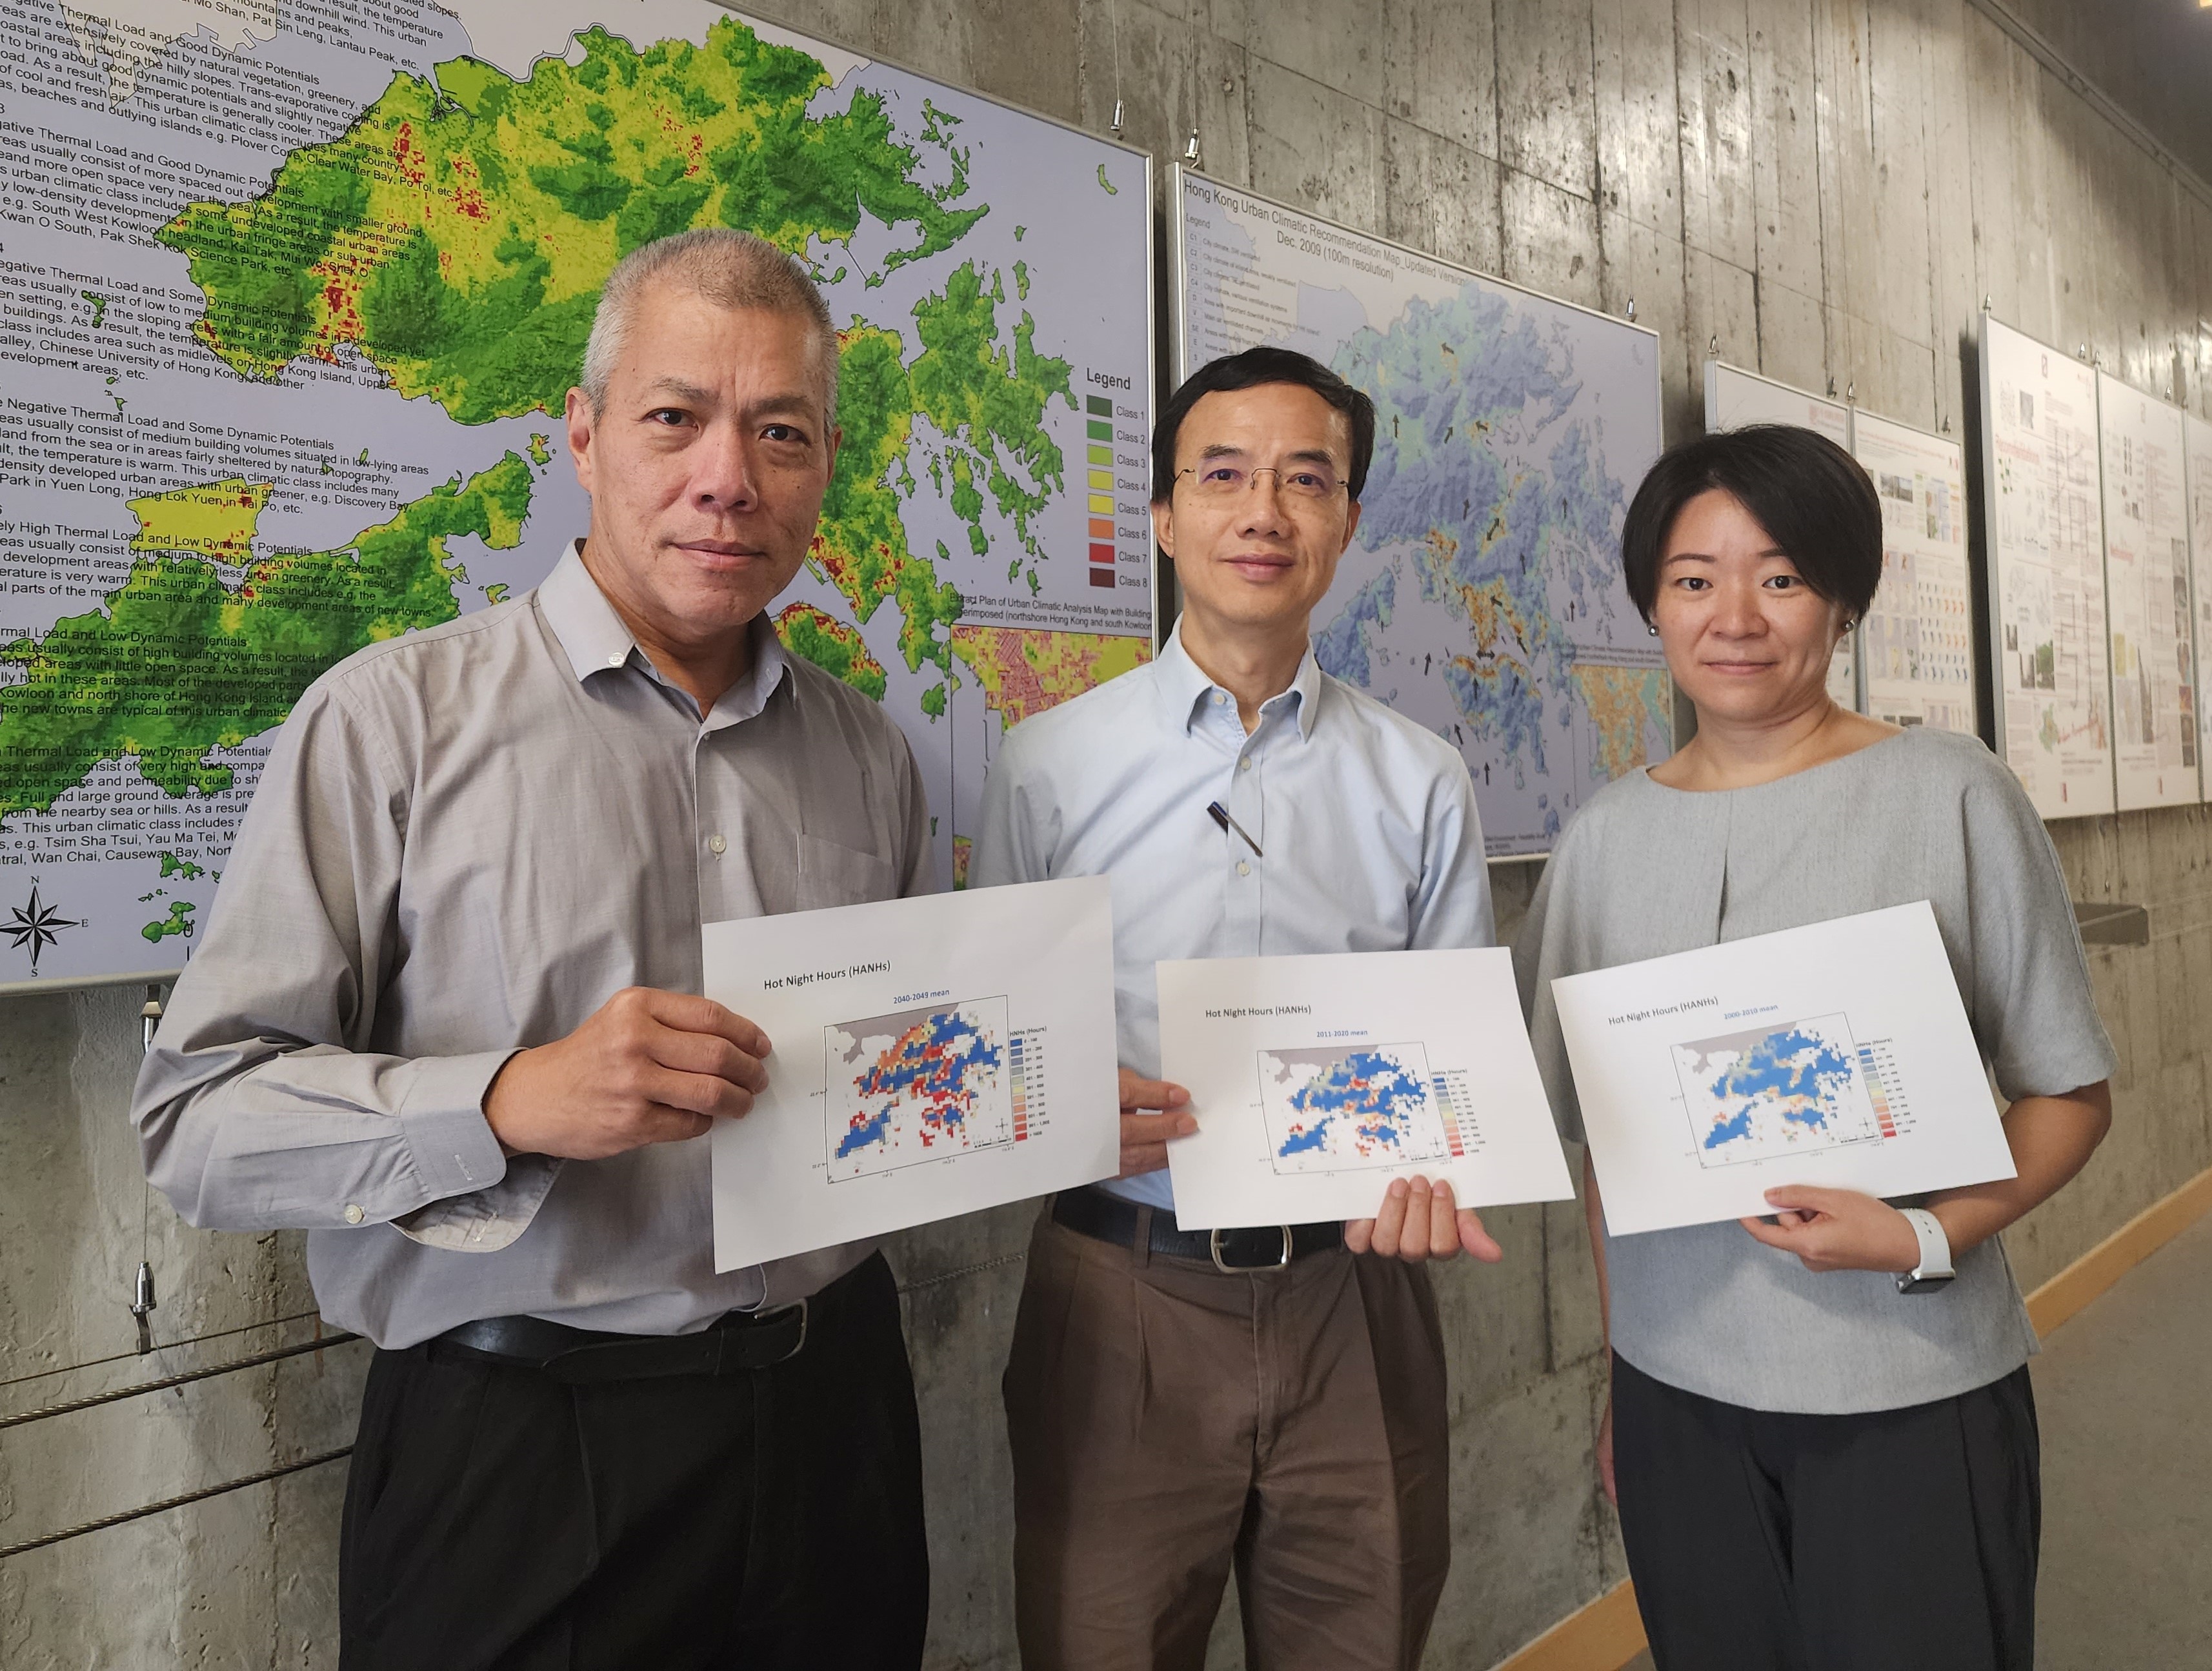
<box><xmin>1205</xmin><ymin>800</ymin><xmax>1262</xmax><ymax>857</ymax></box>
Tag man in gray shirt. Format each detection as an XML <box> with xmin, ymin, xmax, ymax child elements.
<box><xmin>133</xmin><ymin>230</ymin><xmax>932</xmax><ymax>1668</ymax></box>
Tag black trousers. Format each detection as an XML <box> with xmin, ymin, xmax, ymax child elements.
<box><xmin>1611</xmin><ymin>1352</ymin><xmax>2039</xmax><ymax>1671</ymax></box>
<box><xmin>338</xmin><ymin>1252</ymin><xmax>928</xmax><ymax>1670</ymax></box>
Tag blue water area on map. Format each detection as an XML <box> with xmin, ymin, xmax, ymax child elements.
<box><xmin>1701</xmin><ymin>1027</ymin><xmax>1855</xmax><ymax>1150</ymax></box>
<box><xmin>837</xmin><ymin>1008</ymin><xmax>1003</xmax><ymax>1158</ymax></box>
<box><xmin>1277</xmin><ymin>1049</ymin><xmax>1427</xmax><ymax>1159</ymax></box>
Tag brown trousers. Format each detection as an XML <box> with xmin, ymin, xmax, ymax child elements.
<box><xmin>1003</xmin><ymin>1204</ymin><xmax>1451</xmax><ymax>1671</ymax></box>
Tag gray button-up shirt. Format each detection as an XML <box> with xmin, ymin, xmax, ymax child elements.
<box><xmin>132</xmin><ymin>544</ymin><xmax>932</xmax><ymax>1348</ymax></box>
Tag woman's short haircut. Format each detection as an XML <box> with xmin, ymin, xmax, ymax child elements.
<box><xmin>1620</xmin><ymin>425</ymin><xmax>1883</xmax><ymax>623</ymax></box>
<box><xmin>1151</xmin><ymin>346</ymin><xmax>1377</xmax><ymax>503</ymax></box>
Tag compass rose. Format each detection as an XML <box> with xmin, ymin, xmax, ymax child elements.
<box><xmin>5</xmin><ymin>883</ymin><xmax>86</xmax><ymax>977</ymax></box>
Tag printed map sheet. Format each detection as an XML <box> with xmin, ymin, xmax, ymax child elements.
<box><xmin>1549</xmin><ymin>902</ymin><xmax>2015</xmax><ymax>1236</ymax></box>
<box><xmin>0</xmin><ymin>0</ymin><xmax>1152</xmax><ymax>986</ymax></box>
<box><xmin>1156</xmin><ymin>948</ymin><xmax>1572</xmax><ymax>1228</ymax></box>
<box><xmin>1980</xmin><ymin>317</ymin><xmax>2114</xmax><ymax>817</ymax></box>
<box><xmin>704</xmin><ymin>876</ymin><xmax>1117</xmax><ymax>1268</ymax></box>
<box><xmin>1704</xmin><ymin>360</ymin><xmax>1858</xmax><ymax>709</ymax></box>
<box><xmin>1851</xmin><ymin>411</ymin><xmax>1976</xmax><ymax>734</ymax></box>
<box><xmin>2096</xmin><ymin>373</ymin><xmax>2198</xmax><ymax>808</ymax></box>
<box><xmin>1175</xmin><ymin>169</ymin><xmax>1669</xmax><ymax>857</ymax></box>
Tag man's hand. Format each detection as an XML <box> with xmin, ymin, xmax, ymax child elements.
<box><xmin>1345</xmin><ymin>1176</ymin><xmax>1505</xmax><ymax>1263</ymax></box>
<box><xmin>484</xmin><ymin>987</ymin><xmax>772</xmax><ymax>1160</ymax></box>
<box><xmin>1118</xmin><ymin>1067</ymin><xmax>1195</xmax><ymax>1178</ymax></box>
<box><xmin>1740</xmin><ymin>1185</ymin><xmax>1922</xmax><ymax>1273</ymax></box>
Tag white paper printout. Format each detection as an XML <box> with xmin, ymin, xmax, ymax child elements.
<box><xmin>2096</xmin><ymin>372</ymin><xmax>2197</xmax><ymax>809</ymax></box>
<box><xmin>1158</xmin><ymin>949</ymin><xmax>1574</xmax><ymax>1228</ymax></box>
<box><xmin>1549</xmin><ymin>903</ymin><xmax>2016</xmax><ymax>1236</ymax></box>
<box><xmin>1980</xmin><ymin>317</ymin><xmax>2114</xmax><ymax>816</ymax></box>
<box><xmin>706</xmin><ymin>878</ymin><xmax>1120</xmax><ymax>1270</ymax></box>
<box><xmin>1850</xmin><ymin>411</ymin><xmax>1977</xmax><ymax>734</ymax></box>
<box><xmin>1704</xmin><ymin>361</ymin><xmax>1859</xmax><ymax>709</ymax></box>
<box><xmin>2189</xmin><ymin>411</ymin><xmax>2212</xmax><ymax>802</ymax></box>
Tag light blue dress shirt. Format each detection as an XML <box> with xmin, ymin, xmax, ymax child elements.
<box><xmin>970</xmin><ymin>621</ymin><xmax>1494</xmax><ymax>1212</ymax></box>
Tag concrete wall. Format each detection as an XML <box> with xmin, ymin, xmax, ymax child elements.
<box><xmin>5</xmin><ymin>1</ymin><xmax>2211</xmax><ymax>1666</ymax></box>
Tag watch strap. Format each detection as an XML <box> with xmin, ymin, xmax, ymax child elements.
<box><xmin>1895</xmin><ymin>1206</ymin><xmax>1955</xmax><ymax>1292</ymax></box>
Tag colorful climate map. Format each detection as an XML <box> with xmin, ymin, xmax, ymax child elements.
<box><xmin>1672</xmin><ymin>1014</ymin><xmax>1884</xmax><ymax>1168</ymax></box>
<box><xmin>826</xmin><ymin>997</ymin><xmax>1012</xmax><ymax>1178</ymax></box>
<box><xmin>0</xmin><ymin>0</ymin><xmax>1154</xmax><ymax>983</ymax></box>
<box><xmin>1257</xmin><ymin>1043</ymin><xmax>1453</xmax><ymax>1174</ymax></box>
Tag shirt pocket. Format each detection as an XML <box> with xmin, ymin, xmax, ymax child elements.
<box><xmin>794</xmin><ymin>831</ymin><xmax>901</xmax><ymax>910</ymax></box>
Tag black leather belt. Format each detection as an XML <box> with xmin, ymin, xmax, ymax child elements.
<box><xmin>432</xmin><ymin>1301</ymin><xmax>809</xmax><ymax>1383</ymax></box>
<box><xmin>1053</xmin><ymin>1185</ymin><xmax>1342</xmax><ymax>1272</ymax></box>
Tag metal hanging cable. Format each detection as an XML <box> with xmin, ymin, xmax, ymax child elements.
<box><xmin>0</xmin><ymin>1330</ymin><xmax>363</xmax><ymax>1432</ymax></box>
<box><xmin>0</xmin><ymin>1448</ymin><xmax>353</xmax><ymax>1562</ymax></box>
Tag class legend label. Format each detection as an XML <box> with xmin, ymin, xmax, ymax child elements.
<box><xmin>1083</xmin><ymin>389</ymin><xmax>1146</xmax><ymax>591</ymax></box>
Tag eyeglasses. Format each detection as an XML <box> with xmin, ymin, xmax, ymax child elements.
<box><xmin>1174</xmin><ymin>461</ymin><xmax>1347</xmax><ymax>501</ymax></box>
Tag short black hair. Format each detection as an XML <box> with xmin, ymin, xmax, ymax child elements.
<box><xmin>1151</xmin><ymin>346</ymin><xmax>1378</xmax><ymax>504</ymax></box>
<box><xmin>1620</xmin><ymin>425</ymin><xmax>1882</xmax><ymax>623</ymax></box>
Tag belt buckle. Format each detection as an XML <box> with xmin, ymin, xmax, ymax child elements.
<box><xmin>1210</xmin><ymin>1225</ymin><xmax>1294</xmax><ymax>1274</ymax></box>
<box><xmin>753</xmin><ymin>1297</ymin><xmax>809</xmax><ymax>1365</ymax></box>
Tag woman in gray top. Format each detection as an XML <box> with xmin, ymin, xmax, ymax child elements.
<box><xmin>1516</xmin><ymin>425</ymin><xmax>2114</xmax><ymax>1671</ymax></box>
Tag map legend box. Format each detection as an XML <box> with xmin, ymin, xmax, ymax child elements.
<box><xmin>1086</xmin><ymin>395</ymin><xmax>1114</xmax><ymax>418</ymax></box>
<box><xmin>1089</xmin><ymin>569</ymin><xmax>1117</xmax><ymax>588</ymax></box>
<box><xmin>1010</xmin><ymin>1036</ymin><xmax>1033</xmax><ymax>1141</ymax></box>
<box><xmin>1089</xmin><ymin>516</ymin><xmax>1115</xmax><ymax>539</ymax></box>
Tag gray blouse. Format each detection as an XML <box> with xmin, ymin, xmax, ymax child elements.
<box><xmin>1514</xmin><ymin>728</ymin><xmax>2117</xmax><ymax>1414</ymax></box>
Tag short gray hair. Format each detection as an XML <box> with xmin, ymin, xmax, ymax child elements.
<box><xmin>580</xmin><ymin>228</ymin><xmax>840</xmax><ymax>423</ymax></box>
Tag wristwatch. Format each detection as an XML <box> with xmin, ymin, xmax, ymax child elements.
<box><xmin>1894</xmin><ymin>1207</ymin><xmax>1956</xmax><ymax>1294</ymax></box>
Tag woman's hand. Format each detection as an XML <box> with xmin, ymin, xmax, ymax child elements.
<box><xmin>1739</xmin><ymin>1185</ymin><xmax>1922</xmax><ymax>1273</ymax></box>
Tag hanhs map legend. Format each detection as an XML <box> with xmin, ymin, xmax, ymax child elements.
<box><xmin>1855</xmin><ymin>1039</ymin><xmax>1911</xmax><ymax>1139</ymax></box>
<box><xmin>1011</xmin><ymin>1034</ymin><xmax>1036</xmax><ymax>1140</ymax></box>
<box><xmin>1432</xmin><ymin>1069</ymin><xmax>1482</xmax><ymax>1157</ymax></box>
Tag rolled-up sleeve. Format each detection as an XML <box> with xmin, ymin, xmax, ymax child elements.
<box><xmin>132</xmin><ymin>681</ymin><xmax>515</xmax><ymax>1236</ymax></box>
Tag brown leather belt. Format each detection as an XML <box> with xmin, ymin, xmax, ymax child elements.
<box><xmin>1053</xmin><ymin>1185</ymin><xmax>1342</xmax><ymax>1272</ymax></box>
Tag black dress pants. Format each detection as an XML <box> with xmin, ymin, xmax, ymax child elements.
<box><xmin>338</xmin><ymin>1252</ymin><xmax>927</xmax><ymax>1670</ymax></box>
<box><xmin>1611</xmin><ymin>1352</ymin><xmax>2039</xmax><ymax>1671</ymax></box>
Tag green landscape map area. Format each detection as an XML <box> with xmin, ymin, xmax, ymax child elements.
<box><xmin>1</xmin><ymin>15</ymin><xmax>1081</xmax><ymax>815</ymax></box>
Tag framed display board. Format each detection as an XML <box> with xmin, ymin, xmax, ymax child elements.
<box><xmin>0</xmin><ymin>3</ymin><xmax>1156</xmax><ymax>986</ymax></box>
<box><xmin>1978</xmin><ymin>315</ymin><xmax>2115</xmax><ymax>818</ymax></box>
<box><xmin>1704</xmin><ymin>361</ymin><xmax>1858</xmax><ymax>709</ymax></box>
<box><xmin>2187</xmin><ymin>412</ymin><xmax>2212</xmax><ymax>803</ymax></box>
<box><xmin>1173</xmin><ymin>167</ymin><xmax>1668</xmax><ymax>857</ymax></box>
<box><xmin>1849</xmin><ymin>410</ymin><xmax>1976</xmax><ymax>734</ymax></box>
<box><xmin>2095</xmin><ymin>372</ymin><xmax>2198</xmax><ymax>808</ymax></box>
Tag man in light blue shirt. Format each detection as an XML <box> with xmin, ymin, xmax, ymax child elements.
<box><xmin>972</xmin><ymin>346</ymin><xmax>1501</xmax><ymax>1671</ymax></box>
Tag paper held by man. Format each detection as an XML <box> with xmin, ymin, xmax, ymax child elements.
<box><xmin>1551</xmin><ymin>901</ymin><xmax>2017</xmax><ymax>1237</ymax></box>
<box><xmin>705</xmin><ymin>877</ymin><xmax>1120</xmax><ymax>1270</ymax></box>
<box><xmin>1158</xmin><ymin>947</ymin><xmax>1575</xmax><ymax>1228</ymax></box>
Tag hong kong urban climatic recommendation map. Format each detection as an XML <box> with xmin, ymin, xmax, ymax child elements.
<box><xmin>1174</xmin><ymin>170</ymin><xmax>1671</xmax><ymax>855</ymax></box>
<box><xmin>0</xmin><ymin>0</ymin><xmax>1154</xmax><ymax>985</ymax></box>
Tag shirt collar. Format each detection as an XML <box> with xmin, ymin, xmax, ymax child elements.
<box><xmin>536</xmin><ymin>539</ymin><xmax>792</xmax><ymax>723</ymax></box>
<box><xmin>1158</xmin><ymin>617</ymin><xmax>1323</xmax><ymax>741</ymax></box>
